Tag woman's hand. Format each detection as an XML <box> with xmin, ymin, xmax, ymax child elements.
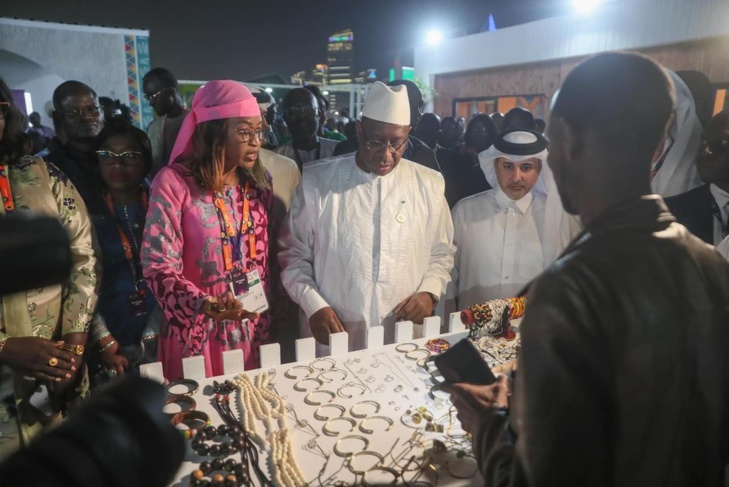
<box><xmin>202</xmin><ymin>291</ymin><xmax>259</xmax><ymax>322</ymax></box>
<box><xmin>0</xmin><ymin>337</ymin><xmax>76</xmax><ymax>382</ymax></box>
<box><xmin>101</xmin><ymin>339</ymin><xmax>129</xmax><ymax>377</ymax></box>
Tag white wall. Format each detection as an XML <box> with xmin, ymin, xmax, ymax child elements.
<box><xmin>415</xmin><ymin>0</ymin><xmax>729</xmax><ymax>110</ymax></box>
<box><xmin>0</xmin><ymin>49</ymin><xmax>65</xmax><ymax>126</ymax></box>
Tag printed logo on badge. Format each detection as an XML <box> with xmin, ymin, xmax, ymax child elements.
<box><xmin>235</xmin><ymin>269</ymin><xmax>269</xmax><ymax>314</ymax></box>
<box><xmin>128</xmin><ymin>292</ymin><xmax>148</xmax><ymax>317</ymax></box>
<box><xmin>230</xmin><ymin>267</ymin><xmax>250</xmax><ymax>296</ymax></box>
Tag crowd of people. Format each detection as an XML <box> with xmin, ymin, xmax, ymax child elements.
<box><xmin>0</xmin><ymin>48</ymin><xmax>728</xmax><ymax>483</ymax></box>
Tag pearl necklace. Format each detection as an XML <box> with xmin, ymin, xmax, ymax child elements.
<box><xmin>234</xmin><ymin>372</ymin><xmax>306</xmax><ymax>487</ymax></box>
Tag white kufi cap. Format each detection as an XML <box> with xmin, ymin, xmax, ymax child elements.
<box><xmin>361</xmin><ymin>81</ymin><xmax>410</xmax><ymax>126</ymax></box>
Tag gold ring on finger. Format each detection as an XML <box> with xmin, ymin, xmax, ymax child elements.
<box><xmin>48</xmin><ymin>357</ymin><xmax>59</xmax><ymax>367</ymax></box>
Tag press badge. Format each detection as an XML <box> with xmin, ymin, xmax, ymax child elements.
<box><xmin>231</xmin><ymin>269</ymin><xmax>269</xmax><ymax>314</ymax></box>
<box><xmin>128</xmin><ymin>292</ymin><xmax>148</xmax><ymax>317</ymax></box>
<box><xmin>229</xmin><ymin>267</ymin><xmax>250</xmax><ymax>295</ymax></box>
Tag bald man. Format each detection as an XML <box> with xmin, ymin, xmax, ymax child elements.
<box><xmin>445</xmin><ymin>52</ymin><xmax>729</xmax><ymax>486</ymax></box>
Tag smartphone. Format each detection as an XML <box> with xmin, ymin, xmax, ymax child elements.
<box><xmin>433</xmin><ymin>338</ymin><xmax>497</xmax><ymax>385</ymax></box>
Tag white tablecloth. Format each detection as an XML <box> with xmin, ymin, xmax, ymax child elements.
<box><xmin>168</xmin><ymin>331</ymin><xmax>483</xmax><ymax>486</ymax></box>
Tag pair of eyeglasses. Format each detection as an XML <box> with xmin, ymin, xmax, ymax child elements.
<box><xmin>96</xmin><ymin>150</ymin><xmax>144</xmax><ymax>166</ymax></box>
<box><xmin>284</xmin><ymin>106</ymin><xmax>317</xmax><ymax>118</ymax></box>
<box><xmin>231</xmin><ymin>127</ymin><xmax>269</xmax><ymax>144</ymax></box>
<box><xmin>364</xmin><ymin>138</ymin><xmax>408</xmax><ymax>155</ymax></box>
<box><xmin>145</xmin><ymin>87</ymin><xmax>173</xmax><ymax>103</ymax></box>
<box><xmin>62</xmin><ymin>104</ymin><xmax>102</xmax><ymax>119</ymax></box>
<box><xmin>0</xmin><ymin>102</ymin><xmax>9</xmax><ymax>120</ymax></box>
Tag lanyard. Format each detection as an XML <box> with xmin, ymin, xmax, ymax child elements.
<box><xmin>711</xmin><ymin>197</ymin><xmax>728</xmax><ymax>239</ymax></box>
<box><xmin>293</xmin><ymin>142</ymin><xmax>321</xmax><ymax>172</ymax></box>
<box><xmin>103</xmin><ymin>190</ymin><xmax>148</xmax><ymax>283</ymax></box>
<box><xmin>0</xmin><ymin>164</ymin><xmax>15</xmax><ymax>215</ymax></box>
<box><xmin>213</xmin><ymin>182</ymin><xmax>256</xmax><ymax>272</ymax></box>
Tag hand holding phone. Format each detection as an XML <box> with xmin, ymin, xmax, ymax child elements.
<box><xmin>433</xmin><ymin>338</ymin><xmax>497</xmax><ymax>385</ymax></box>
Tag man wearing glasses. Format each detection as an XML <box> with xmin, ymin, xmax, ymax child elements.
<box><xmin>275</xmin><ymin>88</ymin><xmax>339</xmax><ymax>171</ymax></box>
<box><xmin>279</xmin><ymin>81</ymin><xmax>455</xmax><ymax>353</ymax></box>
<box><xmin>142</xmin><ymin>67</ymin><xmax>189</xmax><ymax>179</ymax></box>
<box><xmin>46</xmin><ymin>80</ymin><xmax>105</xmax><ymax>214</ymax></box>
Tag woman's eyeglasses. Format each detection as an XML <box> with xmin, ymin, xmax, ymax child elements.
<box><xmin>96</xmin><ymin>150</ymin><xmax>144</xmax><ymax>166</ymax></box>
<box><xmin>230</xmin><ymin>128</ymin><xmax>269</xmax><ymax>144</ymax></box>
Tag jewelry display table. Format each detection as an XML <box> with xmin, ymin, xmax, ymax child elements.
<box><xmin>165</xmin><ymin>328</ymin><xmax>483</xmax><ymax>487</ymax></box>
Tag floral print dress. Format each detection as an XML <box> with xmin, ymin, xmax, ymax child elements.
<box><xmin>0</xmin><ymin>157</ymin><xmax>97</xmax><ymax>460</ymax></box>
<box><xmin>142</xmin><ymin>164</ymin><xmax>272</xmax><ymax>380</ymax></box>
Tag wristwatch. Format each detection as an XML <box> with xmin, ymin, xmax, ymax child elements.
<box><xmin>62</xmin><ymin>344</ymin><xmax>85</xmax><ymax>356</ymax></box>
<box><xmin>427</xmin><ymin>293</ymin><xmax>439</xmax><ymax>306</ymax></box>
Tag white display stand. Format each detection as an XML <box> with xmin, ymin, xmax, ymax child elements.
<box><xmin>166</xmin><ymin>326</ymin><xmax>481</xmax><ymax>487</ymax></box>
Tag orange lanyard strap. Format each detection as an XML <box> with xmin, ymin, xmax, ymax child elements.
<box><xmin>0</xmin><ymin>164</ymin><xmax>15</xmax><ymax>214</ymax></box>
<box><xmin>213</xmin><ymin>182</ymin><xmax>256</xmax><ymax>273</ymax></box>
<box><xmin>104</xmin><ymin>190</ymin><xmax>148</xmax><ymax>281</ymax></box>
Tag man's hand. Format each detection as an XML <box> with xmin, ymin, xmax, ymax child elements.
<box><xmin>394</xmin><ymin>292</ymin><xmax>434</xmax><ymax>324</ymax></box>
<box><xmin>308</xmin><ymin>307</ymin><xmax>345</xmax><ymax>344</ymax></box>
<box><xmin>0</xmin><ymin>337</ymin><xmax>76</xmax><ymax>382</ymax></box>
<box><xmin>441</xmin><ymin>375</ymin><xmax>510</xmax><ymax>435</ymax></box>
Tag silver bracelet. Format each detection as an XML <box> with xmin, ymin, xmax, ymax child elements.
<box><xmin>99</xmin><ymin>339</ymin><xmax>117</xmax><ymax>353</ymax></box>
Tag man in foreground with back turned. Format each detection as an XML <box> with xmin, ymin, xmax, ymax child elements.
<box><xmin>445</xmin><ymin>52</ymin><xmax>729</xmax><ymax>486</ymax></box>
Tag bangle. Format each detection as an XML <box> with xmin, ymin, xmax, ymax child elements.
<box><xmin>333</xmin><ymin>435</ymin><xmax>369</xmax><ymax>458</ymax></box>
<box><xmin>347</xmin><ymin>451</ymin><xmax>384</xmax><ymax>475</ymax></box>
<box><xmin>313</xmin><ymin>404</ymin><xmax>346</xmax><ymax>421</ymax></box>
<box><xmin>405</xmin><ymin>349</ymin><xmax>431</xmax><ymax>361</ymax></box>
<box><xmin>322</xmin><ymin>416</ymin><xmax>357</xmax><ymax>437</ymax></box>
<box><xmin>395</xmin><ymin>342</ymin><xmax>418</xmax><ymax>353</ymax></box>
<box><xmin>293</xmin><ymin>377</ymin><xmax>323</xmax><ymax>392</ymax></box>
<box><xmin>349</xmin><ymin>400</ymin><xmax>380</xmax><ymax>418</ymax></box>
<box><xmin>362</xmin><ymin>467</ymin><xmax>399</xmax><ymax>486</ymax></box>
<box><xmin>99</xmin><ymin>339</ymin><xmax>117</xmax><ymax>353</ymax></box>
<box><xmin>304</xmin><ymin>390</ymin><xmax>335</xmax><ymax>406</ymax></box>
<box><xmin>284</xmin><ymin>365</ymin><xmax>313</xmax><ymax>380</ymax></box>
<box><xmin>164</xmin><ymin>395</ymin><xmax>197</xmax><ymax>418</ymax></box>
<box><xmin>337</xmin><ymin>382</ymin><xmax>366</xmax><ymax>399</ymax></box>
<box><xmin>166</xmin><ymin>379</ymin><xmax>199</xmax><ymax>397</ymax></box>
<box><xmin>171</xmin><ymin>410</ymin><xmax>210</xmax><ymax>440</ymax></box>
<box><xmin>318</xmin><ymin>368</ymin><xmax>348</xmax><ymax>382</ymax></box>
<box><xmin>309</xmin><ymin>357</ymin><xmax>336</xmax><ymax>371</ymax></box>
<box><xmin>358</xmin><ymin>416</ymin><xmax>394</xmax><ymax>434</ymax></box>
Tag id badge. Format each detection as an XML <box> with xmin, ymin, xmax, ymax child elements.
<box><xmin>128</xmin><ymin>292</ymin><xmax>148</xmax><ymax>317</ymax></box>
<box><xmin>230</xmin><ymin>267</ymin><xmax>250</xmax><ymax>296</ymax></box>
<box><xmin>235</xmin><ymin>269</ymin><xmax>269</xmax><ymax>314</ymax></box>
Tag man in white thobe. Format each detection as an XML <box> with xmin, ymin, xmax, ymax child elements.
<box><xmin>449</xmin><ymin>129</ymin><xmax>578</xmax><ymax>309</ymax></box>
<box><xmin>279</xmin><ymin>82</ymin><xmax>455</xmax><ymax>352</ymax></box>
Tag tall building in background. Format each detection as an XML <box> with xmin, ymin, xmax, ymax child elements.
<box><xmin>327</xmin><ymin>29</ymin><xmax>354</xmax><ymax>110</ymax></box>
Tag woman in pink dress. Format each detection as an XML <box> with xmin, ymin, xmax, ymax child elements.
<box><xmin>142</xmin><ymin>80</ymin><xmax>272</xmax><ymax>379</ymax></box>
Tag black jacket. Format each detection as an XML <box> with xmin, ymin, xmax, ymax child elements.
<box><xmin>476</xmin><ymin>196</ymin><xmax>729</xmax><ymax>487</ymax></box>
<box><xmin>664</xmin><ymin>184</ymin><xmax>714</xmax><ymax>244</ymax></box>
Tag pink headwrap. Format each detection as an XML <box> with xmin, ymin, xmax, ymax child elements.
<box><xmin>168</xmin><ymin>80</ymin><xmax>260</xmax><ymax>165</ymax></box>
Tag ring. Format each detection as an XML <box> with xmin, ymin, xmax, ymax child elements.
<box><xmin>48</xmin><ymin>357</ymin><xmax>58</xmax><ymax>367</ymax></box>
<box><xmin>107</xmin><ymin>368</ymin><xmax>118</xmax><ymax>378</ymax></box>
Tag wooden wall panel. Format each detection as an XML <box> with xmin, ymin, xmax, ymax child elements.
<box><xmin>433</xmin><ymin>37</ymin><xmax>729</xmax><ymax>118</ymax></box>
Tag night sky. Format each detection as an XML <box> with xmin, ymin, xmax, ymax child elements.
<box><xmin>2</xmin><ymin>0</ymin><xmax>567</xmax><ymax>82</ymax></box>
